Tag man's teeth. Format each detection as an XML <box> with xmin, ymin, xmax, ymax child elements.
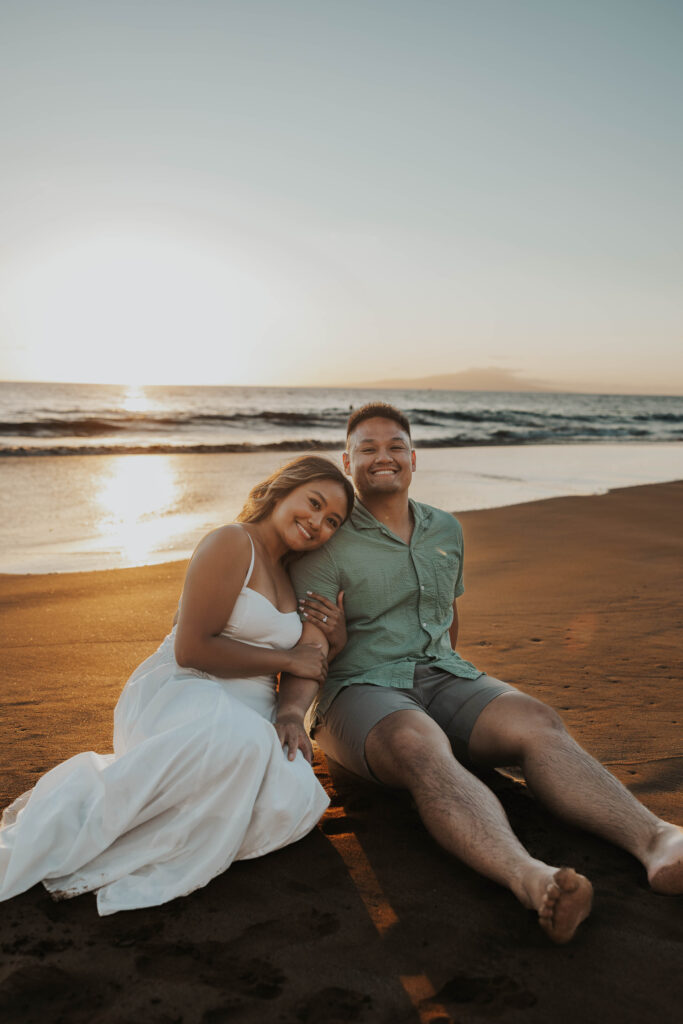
<box><xmin>372</xmin><ymin>469</ymin><xmax>395</xmax><ymax>475</ymax></box>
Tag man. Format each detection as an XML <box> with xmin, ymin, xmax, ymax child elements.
<box><xmin>276</xmin><ymin>402</ymin><xmax>683</xmax><ymax>944</ymax></box>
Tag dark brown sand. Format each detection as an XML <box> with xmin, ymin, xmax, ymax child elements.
<box><xmin>1</xmin><ymin>481</ymin><xmax>682</xmax><ymax>1024</ymax></box>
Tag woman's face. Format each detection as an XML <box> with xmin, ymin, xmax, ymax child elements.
<box><xmin>272</xmin><ymin>479</ymin><xmax>349</xmax><ymax>551</ymax></box>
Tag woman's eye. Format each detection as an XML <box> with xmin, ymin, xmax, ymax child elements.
<box><xmin>326</xmin><ymin>518</ymin><xmax>339</xmax><ymax>530</ymax></box>
<box><xmin>310</xmin><ymin>498</ymin><xmax>321</xmax><ymax>509</ymax></box>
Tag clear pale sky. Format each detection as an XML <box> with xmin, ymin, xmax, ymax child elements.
<box><xmin>1</xmin><ymin>1</ymin><xmax>681</xmax><ymax>393</ymax></box>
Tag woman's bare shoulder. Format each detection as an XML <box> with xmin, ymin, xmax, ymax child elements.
<box><xmin>191</xmin><ymin>523</ymin><xmax>253</xmax><ymax>567</ymax></box>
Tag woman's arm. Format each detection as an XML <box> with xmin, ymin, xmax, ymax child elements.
<box><xmin>276</xmin><ymin>620</ymin><xmax>329</xmax><ymax>763</ymax></box>
<box><xmin>174</xmin><ymin>526</ymin><xmax>326</xmax><ymax>682</ymax></box>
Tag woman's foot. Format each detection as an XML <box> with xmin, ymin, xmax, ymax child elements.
<box><xmin>517</xmin><ymin>862</ymin><xmax>593</xmax><ymax>944</ymax></box>
<box><xmin>645</xmin><ymin>824</ymin><xmax>683</xmax><ymax>894</ymax></box>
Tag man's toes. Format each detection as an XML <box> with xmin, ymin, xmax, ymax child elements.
<box><xmin>538</xmin><ymin>868</ymin><xmax>593</xmax><ymax>945</ymax></box>
<box><xmin>538</xmin><ymin>880</ymin><xmax>560</xmax><ymax>916</ymax></box>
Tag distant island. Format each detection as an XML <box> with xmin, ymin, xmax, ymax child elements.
<box><xmin>346</xmin><ymin>367</ymin><xmax>553</xmax><ymax>392</ymax></box>
<box><xmin>344</xmin><ymin>367</ymin><xmax>682</xmax><ymax>395</ymax></box>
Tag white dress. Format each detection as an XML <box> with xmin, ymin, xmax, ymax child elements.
<box><xmin>0</xmin><ymin>535</ymin><xmax>329</xmax><ymax>915</ymax></box>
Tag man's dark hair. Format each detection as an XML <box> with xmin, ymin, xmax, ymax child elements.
<box><xmin>346</xmin><ymin>402</ymin><xmax>412</xmax><ymax>441</ymax></box>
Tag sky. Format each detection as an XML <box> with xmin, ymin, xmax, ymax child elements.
<box><xmin>1</xmin><ymin>0</ymin><xmax>682</xmax><ymax>393</ymax></box>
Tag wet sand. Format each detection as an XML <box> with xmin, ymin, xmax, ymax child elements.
<box><xmin>1</xmin><ymin>481</ymin><xmax>682</xmax><ymax>1023</ymax></box>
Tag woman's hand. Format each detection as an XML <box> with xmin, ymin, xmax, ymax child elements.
<box><xmin>298</xmin><ymin>591</ymin><xmax>347</xmax><ymax>659</ymax></box>
<box><xmin>283</xmin><ymin>643</ymin><xmax>328</xmax><ymax>683</ymax></box>
<box><xmin>274</xmin><ymin>714</ymin><xmax>313</xmax><ymax>763</ymax></box>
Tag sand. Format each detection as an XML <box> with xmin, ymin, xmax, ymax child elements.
<box><xmin>1</xmin><ymin>481</ymin><xmax>682</xmax><ymax>1023</ymax></box>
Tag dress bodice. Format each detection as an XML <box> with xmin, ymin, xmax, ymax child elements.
<box><xmin>220</xmin><ymin>530</ymin><xmax>302</xmax><ymax>652</ymax></box>
<box><xmin>221</xmin><ymin>587</ymin><xmax>302</xmax><ymax>650</ymax></box>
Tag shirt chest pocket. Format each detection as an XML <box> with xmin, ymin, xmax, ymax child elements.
<box><xmin>426</xmin><ymin>551</ymin><xmax>460</xmax><ymax>612</ymax></box>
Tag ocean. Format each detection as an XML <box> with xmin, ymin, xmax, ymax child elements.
<box><xmin>1</xmin><ymin>382</ymin><xmax>681</xmax><ymax>574</ymax></box>
<box><xmin>2</xmin><ymin>382</ymin><xmax>682</xmax><ymax>455</ymax></box>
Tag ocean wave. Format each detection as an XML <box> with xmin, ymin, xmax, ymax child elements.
<box><xmin>2</xmin><ymin>427</ymin><xmax>682</xmax><ymax>457</ymax></box>
<box><xmin>3</xmin><ymin>404</ymin><xmax>683</xmax><ymax>439</ymax></box>
<box><xmin>1</xmin><ymin>384</ymin><xmax>681</xmax><ymax>455</ymax></box>
<box><xmin>0</xmin><ymin>439</ymin><xmax>341</xmax><ymax>457</ymax></box>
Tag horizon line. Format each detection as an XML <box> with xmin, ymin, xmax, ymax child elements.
<box><xmin>1</xmin><ymin>377</ymin><xmax>682</xmax><ymax>399</ymax></box>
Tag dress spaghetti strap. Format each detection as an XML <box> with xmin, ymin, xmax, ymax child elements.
<box><xmin>241</xmin><ymin>528</ymin><xmax>256</xmax><ymax>588</ymax></box>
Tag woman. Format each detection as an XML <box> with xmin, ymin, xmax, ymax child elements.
<box><xmin>0</xmin><ymin>455</ymin><xmax>353</xmax><ymax>915</ymax></box>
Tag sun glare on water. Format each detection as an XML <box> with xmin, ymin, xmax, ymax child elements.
<box><xmin>94</xmin><ymin>455</ymin><xmax>189</xmax><ymax>566</ymax></box>
<box><xmin>121</xmin><ymin>384</ymin><xmax>155</xmax><ymax>414</ymax></box>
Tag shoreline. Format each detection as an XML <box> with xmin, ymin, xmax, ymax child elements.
<box><xmin>3</xmin><ymin>479</ymin><xmax>681</xmax><ymax>815</ymax></box>
<box><xmin>2</xmin><ymin>442</ymin><xmax>683</xmax><ymax>575</ymax></box>
<box><xmin>1</xmin><ymin>481</ymin><xmax>682</xmax><ymax>1023</ymax></box>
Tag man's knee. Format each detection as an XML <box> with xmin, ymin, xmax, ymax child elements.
<box><xmin>470</xmin><ymin>691</ymin><xmax>567</xmax><ymax>764</ymax></box>
<box><xmin>519</xmin><ymin>694</ymin><xmax>565</xmax><ymax>733</ymax></box>
<box><xmin>365</xmin><ymin>711</ymin><xmax>450</xmax><ymax>785</ymax></box>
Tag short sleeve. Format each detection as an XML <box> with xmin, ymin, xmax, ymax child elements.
<box><xmin>288</xmin><ymin>543</ymin><xmax>341</xmax><ymax>604</ymax></box>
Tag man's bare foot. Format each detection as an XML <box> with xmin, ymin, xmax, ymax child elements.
<box><xmin>646</xmin><ymin>824</ymin><xmax>683</xmax><ymax>895</ymax></box>
<box><xmin>535</xmin><ymin>867</ymin><xmax>593</xmax><ymax>944</ymax></box>
<box><xmin>517</xmin><ymin>863</ymin><xmax>593</xmax><ymax>943</ymax></box>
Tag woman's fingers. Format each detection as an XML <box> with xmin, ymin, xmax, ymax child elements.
<box><xmin>298</xmin><ymin>591</ymin><xmax>339</xmax><ymax>628</ymax></box>
<box><xmin>300</xmin><ymin>591</ymin><xmax>336</xmax><ymax>614</ymax></box>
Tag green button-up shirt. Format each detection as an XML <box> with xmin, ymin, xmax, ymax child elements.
<box><xmin>289</xmin><ymin>498</ymin><xmax>482</xmax><ymax>722</ymax></box>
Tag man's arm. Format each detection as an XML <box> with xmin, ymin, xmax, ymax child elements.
<box><xmin>276</xmin><ymin>620</ymin><xmax>329</xmax><ymax>763</ymax></box>
<box><xmin>449</xmin><ymin>598</ymin><xmax>459</xmax><ymax>649</ymax></box>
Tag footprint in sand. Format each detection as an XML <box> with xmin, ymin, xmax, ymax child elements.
<box><xmin>435</xmin><ymin>972</ymin><xmax>537</xmax><ymax>1010</ymax></box>
<box><xmin>295</xmin><ymin>985</ymin><xmax>374</xmax><ymax>1024</ymax></box>
<box><xmin>136</xmin><ymin>943</ymin><xmax>287</xmax><ymax>1000</ymax></box>
<box><xmin>0</xmin><ymin>963</ymin><xmax>103</xmax><ymax>1023</ymax></box>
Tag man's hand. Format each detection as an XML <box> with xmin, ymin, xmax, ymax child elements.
<box><xmin>274</xmin><ymin>714</ymin><xmax>313</xmax><ymax>763</ymax></box>
<box><xmin>298</xmin><ymin>591</ymin><xmax>347</xmax><ymax>659</ymax></box>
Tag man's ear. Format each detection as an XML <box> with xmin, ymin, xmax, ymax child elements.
<box><xmin>411</xmin><ymin>449</ymin><xmax>416</xmax><ymax>471</ymax></box>
<box><xmin>342</xmin><ymin>451</ymin><xmax>351</xmax><ymax>475</ymax></box>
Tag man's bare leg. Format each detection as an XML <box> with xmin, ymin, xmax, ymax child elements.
<box><xmin>365</xmin><ymin>710</ymin><xmax>593</xmax><ymax>943</ymax></box>
<box><xmin>468</xmin><ymin>691</ymin><xmax>683</xmax><ymax>894</ymax></box>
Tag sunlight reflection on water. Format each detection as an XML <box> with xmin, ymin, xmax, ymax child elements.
<box><xmin>120</xmin><ymin>384</ymin><xmax>154</xmax><ymax>414</ymax></box>
<box><xmin>2</xmin><ymin>444</ymin><xmax>682</xmax><ymax>573</ymax></box>
<box><xmin>94</xmin><ymin>455</ymin><xmax>186</xmax><ymax>565</ymax></box>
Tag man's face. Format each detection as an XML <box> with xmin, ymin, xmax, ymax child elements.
<box><xmin>343</xmin><ymin>417</ymin><xmax>416</xmax><ymax>497</ymax></box>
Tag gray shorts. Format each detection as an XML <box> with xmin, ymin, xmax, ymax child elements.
<box><xmin>313</xmin><ymin>665</ymin><xmax>515</xmax><ymax>782</ymax></box>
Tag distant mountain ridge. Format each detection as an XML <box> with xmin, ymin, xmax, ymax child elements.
<box><xmin>347</xmin><ymin>367</ymin><xmax>553</xmax><ymax>392</ymax></box>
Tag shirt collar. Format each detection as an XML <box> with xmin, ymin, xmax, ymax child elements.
<box><xmin>350</xmin><ymin>497</ymin><xmax>431</xmax><ymax>532</ymax></box>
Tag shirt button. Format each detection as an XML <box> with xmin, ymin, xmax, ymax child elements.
<box><xmin>420</xmin><ymin>585</ymin><xmax>425</xmax><ymax>590</ymax></box>
<box><xmin>422</xmin><ymin>621</ymin><xmax>427</xmax><ymax>628</ymax></box>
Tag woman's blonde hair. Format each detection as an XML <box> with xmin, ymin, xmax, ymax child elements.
<box><xmin>236</xmin><ymin>454</ymin><xmax>354</xmax><ymax>525</ymax></box>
